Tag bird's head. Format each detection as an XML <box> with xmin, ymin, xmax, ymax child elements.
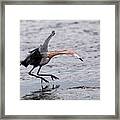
<box><xmin>65</xmin><ymin>49</ymin><xmax>83</xmax><ymax>62</ymax></box>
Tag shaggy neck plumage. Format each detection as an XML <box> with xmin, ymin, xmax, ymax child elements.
<box><xmin>47</xmin><ymin>50</ymin><xmax>74</xmax><ymax>58</ymax></box>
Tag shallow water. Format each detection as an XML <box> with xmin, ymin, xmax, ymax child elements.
<box><xmin>20</xmin><ymin>20</ymin><xmax>100</xmax><ymax>100</ymax></box>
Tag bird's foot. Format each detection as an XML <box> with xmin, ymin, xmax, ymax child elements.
<box><xmin>51</xmin><ymin>75</ymin><xmax>59</xmax><ymax>80</ymax></box>
<box><xmin>40</xmin><ymin>77</ymin><xmax>49</xmax><ymax>83</ymax></box>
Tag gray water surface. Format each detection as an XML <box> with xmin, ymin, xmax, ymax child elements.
<box><xmin>20</xmin><ymin>20</ymin><xmax>100</xmax><ymax>100</ymax></box>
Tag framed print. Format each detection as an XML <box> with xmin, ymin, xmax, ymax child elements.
<box><xmin>0</xmin><ymin>0</ymin><xmax>119</xmax><ymax>119</ymax></box>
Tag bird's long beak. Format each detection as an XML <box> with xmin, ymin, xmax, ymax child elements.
<box><xmin>79</xmin><ymin>58</ymin><xmax>83</xmax><ymax>61</ymax></box>
<box><xmin>73</xmin><ymin>53</ymin><xmax>83</xmax><ymax>62</ymax></box>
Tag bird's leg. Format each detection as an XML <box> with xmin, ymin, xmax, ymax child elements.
<box><xmin>28</xmin><ymin>66</ymin><xmax>49</xmax><ymax>83</ymax></box>
<box><xmin>37</xmin><ymin>66</ymin><xmax>59</xmax><ymax>80</ymax></box>
<box><xmin>41</xmin><ymin>84</ymin><xmax>43</xmax><ymax>92</ymax></box>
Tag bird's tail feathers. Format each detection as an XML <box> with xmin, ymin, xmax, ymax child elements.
<box><xmin>20</xmin><ymin>60</ymin><xmax>29</xmax><ymax>67</ymax></box>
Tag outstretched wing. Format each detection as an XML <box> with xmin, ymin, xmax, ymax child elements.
<box><xmin>29</xmin><ymin>48</ymin><xmax>38</xmax><ymax>53</ymax></box>
<box><xmin>29</xmin><ymin>31</ymin><xmax>55</xmax><ymax>54</ymax></box>
<box><xmin>40</xmin><ymin>31</ymin><xmax>55</xmax><ymax>52</ymax></box>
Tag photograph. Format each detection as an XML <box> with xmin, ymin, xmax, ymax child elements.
<box><xmin>2</xmin><ymin>1</ymin><xmax>118</xmax><ymax>118</ymax></box>
<box><xmin>20</xmin><ymin>20</ymin><xmax>100</xmax><ymax>100</ymax></box>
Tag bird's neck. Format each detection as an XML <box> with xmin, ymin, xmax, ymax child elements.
<box><xmin>47</xmin><ymin>50</ymin><xmax>74</xmax><ymax>58</ymax></box>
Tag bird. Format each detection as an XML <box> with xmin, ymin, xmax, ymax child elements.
<box><xmin>20</xmin><ymin>31</ymin><xmax>83</xmax><ymax>83</ymax></box>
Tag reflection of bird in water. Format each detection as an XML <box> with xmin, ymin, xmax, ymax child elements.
<box><xmin>21</xmin><ymin>84</ymin><xmax>60</xmax><ymax>100</ymax></box>
<box><xmin>20</xmin><ymin>31</ymin><xmax>83</xmax><ymax>83</ymax></box>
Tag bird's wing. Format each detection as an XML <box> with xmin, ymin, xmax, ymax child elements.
<box><xmin>29</xmin><ymin>48</ymin><xmax>38</xmax><ymax>53</ymax></box>
<box><xmin>41</xmin><ymin>31</ymin><xmax>55</xmax><ymax>52</ymax></box>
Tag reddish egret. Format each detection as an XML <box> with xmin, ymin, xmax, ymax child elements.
<box><xmin>20</xmin><ymin>31</ymin><xmax>83</xmax><ymax>83</ymax></box>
